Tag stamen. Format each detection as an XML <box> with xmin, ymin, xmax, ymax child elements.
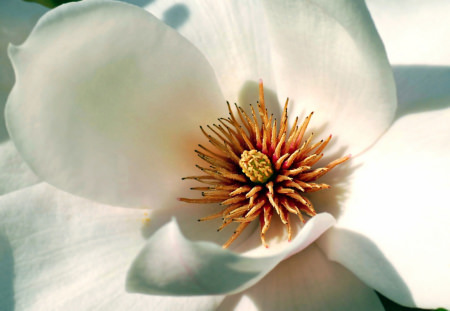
<box><xmin>223</xmin><ymin>222</ymin><xmax>250</xmax><ymax>249</ymax></box>
<box><xmin>179</xmin><ymin>81</ymin><xmax>350</xmax><ymax>248</ymax></box>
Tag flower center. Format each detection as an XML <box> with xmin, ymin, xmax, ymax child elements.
<box><xmin>239</xmin><ymin>150</ymin><xmax>274</xmax><ymax>184</ymax></box>
<box><xmin>179</xmin><ymin>81</ymin><xmax>350</xmax><ymax>249</ymax></box>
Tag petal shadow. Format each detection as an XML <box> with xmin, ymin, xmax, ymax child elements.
<box><xmin>238</xmin><ymin>80</ymin><xmax>282</xmax><ymax>121</ymax></box>
<box><xmin>0</xmin><ymin>99</ymin><xmax>10</xmax><ymax>143</ymax></box>
<box><xmin>162</xmin><ymin>4</ymin><xmax>190</xmax><ymax>29</ymax></box>
<box><xmin>0</xmin><ymin>233</ymin><xmax>15</xmax><ymax>311</ymax></box>
<box><xmin>393</xmin><ymin>65</ymin><xmax>450</xmax><ymax>119</ymax></box>
<box><xmin>119</xmin><ymin>0</ymin><xmax>155</xmax><ymax>6</ymax></box>
<box><xmin>0</xmin><ymin>56</ymin><xmax>14</xmax><ymax>143</ymax></box>
<box><xmin>319</xmin><ymin>228</ymin><xmax>415</xmax><ymax>307</ymax></box>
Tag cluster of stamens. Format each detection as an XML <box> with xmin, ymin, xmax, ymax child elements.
<box><xmin>179</xmin><ymin>81</ymin><xmax>350</xmax><ymax>248</ymax></box>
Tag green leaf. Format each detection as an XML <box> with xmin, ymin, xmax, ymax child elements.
<box><xmin>377</xmin><ymin>292</ymin><xmax>447</xmax><ymax>311</ymax></box>
<box><xmin>24</xmin><ymin>0</ymin><xmax>79</xmax><ymax>9</ymax></box>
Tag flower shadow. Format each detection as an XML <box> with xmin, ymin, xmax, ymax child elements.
<box><xmin>0</xmin><ymin>105</ymin><xmax>9</xmax><ymax>143</ymax></box>
<box><xmin>0</xmin><ymin>233</ymin><xmax>15</xmax><ymax>311</ymax></box>
<box><xmin>162</xmin><ymin>4</ymin><xmax>190</xmax><ymax>29</ymax></box>
<box><xmin>141</xmin><ymin>199</ymin><xmax>257</xmax><ymax>248</ymax></box>
<box><xmin>313</xmin><ymin>153</ymin><xmax>362</xmax><ymax>218</ymax></box>
<box><xmin>238</xmin><ymin>80</ymin><xmax>282</xmax><ymax>121</ymax></box>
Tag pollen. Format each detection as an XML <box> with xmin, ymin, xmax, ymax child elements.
<box><xmin>179</xmin><ymin>81</ymin><xmax>350</xmax><ymax>249</ymax></box>
<box><xmin>239</xmin><ymin>150</ymin><xmax>274</xmax><ymax>183</ymax></box>
<box><xmin>141</xmin><ymin>212</ymin><xmax>151</xmax><ymax>224</ymax></box>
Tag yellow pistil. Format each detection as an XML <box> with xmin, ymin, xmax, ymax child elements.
<box><xmin>239</xmin><ymin>150</ymin><xmax>274</xmax><ymax>183</ymax></box>
<box><xmin>179</xmin><ymin>81</ymin><xmax>350</xmax><ymax>249</ymax></box>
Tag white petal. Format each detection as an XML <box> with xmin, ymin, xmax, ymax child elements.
<box><xmin>217</xmin><ymin>244</ymin><xmax>384</xmax><ymax>311</ymax></box>
<box><xmin>261</xmin><ymin>0</ymin><xmax>397</xmax><ymax>154</ymax></box>
<box><xmin>140</xmin><ymin>0</ymin><xmax>277</xmax><ymax>109</ymax></box>
<box><xmin>318</xmin><ymin>104</ymin><xmax>450</xmax><ymax>308</ymax></box>
<box><xmin>6</xmin><ymin>0</ymin><xmax>225</xmax><ymax>207</ymax></box>
<box><xmin>366</xmin><ymin>0</ymin><xmax>450</xmax><ymax>66</ymax></box>
<box><xmin>126</xmin><ymin>214</ymin><xmax>335</xmax><ymax>295</ymax></box>
<box><xmin>0</xmin><ymin>183</ymin><xmax>222</xmax><ymax>310</ymax></box>
<box><xmin>0</xmin><ymin>141</ymin><xmax>39</xmax><ymax>195</ymax></box>
<box><xmin>0</xmin><ymin>0</ymin><xmax>47</xmax><ymax>141</ymax></box>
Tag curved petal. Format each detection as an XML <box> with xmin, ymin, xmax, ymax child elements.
<box><xmin>6</xmin><ymin>0</ymin><xmax>225</xmax><ymax>207</ymax></box>
<box><xmin>0</xmin><ymin>0</ymin><xmax>47</xmax><ymax>141</ymax></box>
<box><xmin>0</xmin><ymin>183</ymin><xmax>222</xmax><ymax>310</ymax></box>
<box><xmin>126</xmin><ymin>213</ymin><xmax>335</xmax><ymax>295</ymax></box>
<box><xmin>217</xmin><ymin>244</ymin><xmax>384</xmax><ymax>311</ymax></box>
<box><xmin>0</xmin><ymin>141</ymin><xmax>39</xmax><ymax>195</ymax></box>
<box><xmin>140</xmin><ymin>0</ymin><xmax>277</xmax><ymax>109</ymax></box>
<box><xmin>261</xmin><ymin>0</ymin><xmax>397</xmax><ymax>154</ymax></box>
<box><xmin>366</xmin><ymin>0</ymin><xmax>450</xmax><ymax>66</ymax></box>
<box><xmin>318</xmin><ymin>103</ymin><xmax>450</xmax><ymax>308</ymax></box>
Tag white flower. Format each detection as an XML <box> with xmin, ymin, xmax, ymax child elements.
<box><xmin>1</xmin><ymin>0</ymin><xmax>449</xmax><ymax>310</ymax></box>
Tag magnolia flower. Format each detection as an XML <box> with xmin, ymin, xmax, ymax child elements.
<box><xmin>1</xmin><ymin>0</ymin><xmax>449</xmax><ymax>310</ymax></box>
